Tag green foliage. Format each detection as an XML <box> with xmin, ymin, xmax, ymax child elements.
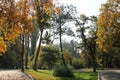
<box><xmin>0</xmin><ymin>44</ymin><xmax>21</xmax><ymax>69</ymax></box>
<box><xmin>53</xmin><ymin>66</ymin><xmax>74</xmax><ymax>77</ymax></box>
<box><xmin>39</xmin><ymin>46</ymin><xmax>60</xmax><ymax>69</ymax></box>
<box><xmin>42</xmin><ymin>31</ymin><xmax>53</xmax><ymax>45</ymax></box>
<box><xmin>62</xmin><ymin>40</ymin><xmax>78</xmax><ymax>56</ymax></box>
<box><xmin>72</xmin><ymin>59</ymin><xmax>85</xmax><ymax>70</ymax></box>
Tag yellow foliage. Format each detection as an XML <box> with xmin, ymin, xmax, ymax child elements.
<box><xmin>0</xmin><ymin>0</ymin><xmax>33</xmax><ymax>53</ymax></box>
<box><xmin>0</xmin><ymin>37</ymin><xmax>7</xmax><ymax>53</ymax></box>
<box><xmin>0</xmin><ymin>0</ymin><xmax>60</xmax><ymax>53</ymax></box>
<box><xmin>97</xmin><ymin>0</ymin><xmax>120</xmax><ymax>52</ymax></box>
<box><xmin>40</xmin><ymin>17</ymin><xmax>45</xmax><ymax>22</ymax></box>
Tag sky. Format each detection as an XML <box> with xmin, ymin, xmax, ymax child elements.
<box><xmin>54</xmin><ymin>0</ymin><xmax>108</xmax><ymax>43</ymax></box>
<box><xmin>59</xmin><ymin>0</ymin><xmax>107</xmax><ymax>16</ymax></box>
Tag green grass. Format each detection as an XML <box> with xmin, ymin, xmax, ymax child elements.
<box><xmin>25</xmin><ymin>70</ymin><xmax>98</xmax><ymax>80</ymax></box>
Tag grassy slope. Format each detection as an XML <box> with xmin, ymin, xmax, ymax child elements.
<box><xmin>26</xmin><ymin>70</ymin><xmax>98</xmax><ymax>80</ymax></box>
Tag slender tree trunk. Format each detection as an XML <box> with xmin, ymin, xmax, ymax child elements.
<box><xmin>69</xmin><ymin>58</ymin><xmax>72</xmax><ymax>66</ymax></box>
<box><xmin>25</xmin><ymin>36</ymin><xmax>29</xmax><ymax>69</ymax></box>
<box><xmin>21</xmin><ymin>35</ymin><xmax>25</xmax><ymax>72</ymax></box>
<box><xmin>93</xmin><ymin>41</ymin><xmax>96</xmax><ymax>72</ymax></box>
<box><xmin>33</xmin><ymin>30</ymin><xmax>43</xmax><ymax>71</ymax></box>
<box><xmin>59</xmin><ymin>25</ymin><xmax>66</xmax><ymax>66</ymax></box>
<box><xmin>91</xmin><ymin>53</ymin><xmax>96</xmax><ymax>72</ymax></box>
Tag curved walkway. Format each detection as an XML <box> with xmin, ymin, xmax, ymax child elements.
<box><xmin>0</xmin><ymin>70</ymin><xmax>33</xmax><ymax>80</ymax></box>
<box><xmin>99</xmin><ymin>70</ymin><xmax>120</xmax><ymax>80</ymax></box>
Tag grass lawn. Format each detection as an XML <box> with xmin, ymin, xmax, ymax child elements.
<box><xmin>25</xmin><ymin>70</ymin><xmax>98</xmax><ymax>80</ymax></box>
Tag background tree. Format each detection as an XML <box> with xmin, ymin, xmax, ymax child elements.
<box><xmin>40</xmin><ymin>46</ymin><xmax>60</xmax><ymax>70</ymax></box>
<box><xmin>96</xmin><ymin>0</ymin><xmax>120</xmax><ymax>52</ymax></box>
<box><xmin>75</xmin><ymin>15</ymin><xmax>97</xmax><ymax>72</ymax></box>
<box><xmin>33</xmin><ymin>0</ymin><xmax>60</xmax><ymax>70</ymax></box>
<box><xmin>17</xmin><ymin>0</ymin><xmax>33</xmax><ymax>72</ymax></box>
<box><xmin>24</xmin><ymin>34</ymin><xmax>30</xmax><ymax>69</ymax></box>
<box><xmin>0</xmin><ymin>0</ymin><xmax>33</xmax><ymax>71</ymax></box>
<box><xmin>96</xmin><ymin>0</ymin><xmax>120</xmax><ymax>69</ymax></box>
<box><xmin>62</xmin><ymin>40</ymin><xmax>78</xmax><ymax>57</ymax></box>
<box><xmin>52</xmin><ymin>5</ymin><xmax>76</xmax><ymax>66</ymax></box>
<box><xmin>0</xmin><ymin>0</ymin><xmax>21</xmax><ymax>53</ymax></box>
<box><xmin>30</xmin><ymin>22</ymin><xmax>39</xmax><ymax>61</ymax></box>
<box><xmin>0</xmin><ymin>38</ymin><xmax>22</xmax><ymax>69</ymax></box>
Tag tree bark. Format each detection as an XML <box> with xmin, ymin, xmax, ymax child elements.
<box><xmin>21</xmin><ymin>35</ymin><xmax>25</xmax><ymax>72</ymax></box>
<box><xmin>59</xmin><ymin>24</ymin><xmax>66</xmax><ymax>66</ymax></box>
<box><xmin>25</xmin><ymin>35</ymin><xmax>29</xmax><ymax>69</ymax></box>
<box><xmin>93</xmin><ymin>40</ymin><xmax>96</xmax><ymax>72</ymax></box>
<box><xmin>33</xmin><ymin>30</ymin><xmax>43</xmax><ymax>71</ymax></box>
<box><xmin>91</xmin><ymin>53</ymin><xmax>96</xmax><ymax>72</ymax></box>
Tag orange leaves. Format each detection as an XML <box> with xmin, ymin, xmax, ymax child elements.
<box><xmin>0</xmin><ymin>0</ymin><xmax>33</xmax><ymax>53</ymax></box>
<box><xmin>0</xmin><ymin>0</ymin><xmax>60</xmax><ymax>53</ymax></box>
<box><xmin>0</xmin><ymin>37</ymin><xmax>7</xmax><ymax>53</ymax></box>
<box><xmin>54</xmin><ymin>7</ymin><xmax>61</xmax><ymax>14</ymax></box>
<box><xmin>4</xmin><ymin>27</ymin><xmax>22</xmax><ymax>43</ymax></box>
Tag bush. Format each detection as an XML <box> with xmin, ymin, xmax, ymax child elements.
<box><xmin>53</xmin><ymin>66</ymin><xmax>74</xmax><ymax>77</ymax></box>
<box><xmin>72</xmin><ymin>59</ymin><xmax>85</xmax><ymax>70</ymax></box>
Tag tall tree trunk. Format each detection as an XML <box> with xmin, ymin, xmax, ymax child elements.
<box><xmin>91</xmin><ymin>53</ymin><xmax>96</xmax><ymax>72</ymax></box>
<box><xmin>25</xmin><ymin>35</ymin><xmax>29</xmax><ymax>69</ymax></box>
<box><xmin>21</xmin><ymin>35</ymin><xmax>25</xmax><ymax>72</ymax></box>
<box><xmin>33</xmin><ymin>30</ymin><xmax>43</xmax><ymax>71</ymax></box>
<box><xmin>91</xmin><ymin>41</ymin><xmax>96</xmax><ymax>72</ymax></box>
<box><xmin>59</xmin><ymin>25</ymin><xmax>66</xmax><ymax>66</ymax></box>
<box><xmin>93</xmin><ymin>41</ymin><xmax>96</xmax><ymax>72</ymax></box>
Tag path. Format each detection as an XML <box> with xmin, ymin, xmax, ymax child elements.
<box><xmin>0</xmin><ymin>70</ymin><xmax>33</xmax><ymax>80</ymax></box>
<box><xmin>99</xmin><ymin>70</ymin><xmax>120</xmax><ymax>80</ymax></box>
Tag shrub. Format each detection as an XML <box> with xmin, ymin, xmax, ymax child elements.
<box><xmin>72</xmin><ymin>59</ymin><xmax>85</xmax><ymax>70</ymax></box>
<box><xmin>53</xmin><ymin>66</ymin><xmax>74</xmax><ymax>77</ymax></box>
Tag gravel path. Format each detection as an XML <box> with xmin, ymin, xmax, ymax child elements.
<box><xmin>0</xmin><ymin>70</ymin><xmax>32</xmax><ymax>80</ymax></box>
<box><xmin>99</xmin><ymin>70</ymin><xmax>120</xmax><ymax>80</ymax></box>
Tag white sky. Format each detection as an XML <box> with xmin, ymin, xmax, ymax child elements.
<box><xmin>59</xmin><ymin>0</ymin><xmax>107</xmax><ymax>16</ymax></box>
<box><xmin>53</xmin><ymin>0</ymin><xmax>108</xmax><ymax>44</ymax></box>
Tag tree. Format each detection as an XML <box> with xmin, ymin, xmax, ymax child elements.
<box><xmin>75</xmin><ymin>15</ymin><xmax>97</xmax><ymax>72</ymax></box>
<box><xmin>96</xmin><ymin>0</ymin><xmax>120</xmax><ymax>69</ymax></box>
<box><xmin>52</xmin><ymin>5</ymin><xmax>76</xmax><ymax>66</ymax></box>
<box><xmin>96</xmin><ymin>0</ymin><xmax>120</xmax><ymax>52</ymax></box>
<box><xmin>75</xmin><ymin>14</ymin><xmax>89</xmax><ymax>46</ymax></box>
<box><xmin>30</xmin><ymin>21</ymin><xmax>39</xmax><ymax>61</ymax></box>
<box><xmin>0</xmin><ymin>0</ymin><xmax>33</xmax><ymax>71</ymax></box>
<box><xmin>42</xmin><ymin>31</ymin><xmax>53</xmax><ymax>45</ymax></box>
<box><xmin>33</xmin><ymin>0</ymin><xmax>60</xmax><ymax>70</ymax></box>
<box><xmin>86</xmin><ymin>16</ymin><xmax>97</xmax><ymax>72</ymax></box>
<box><xmin>17</xmin><ymin>0</ymin><xmax>33</xmax><ymax>72</ymax></box>
<box><xmin>40</xmin><ymin>46</ymin><xmax>60</xmax><ymax>70</ymax></box>
<box><xmin>25</xmin><ymin>34</ymin><xmax>30</xmax><ymax>69</ymax></box>
<box><xmin>0</xmin><ymin>0</ymin><xmax>21</xmax><ymax>53</ymax></box>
